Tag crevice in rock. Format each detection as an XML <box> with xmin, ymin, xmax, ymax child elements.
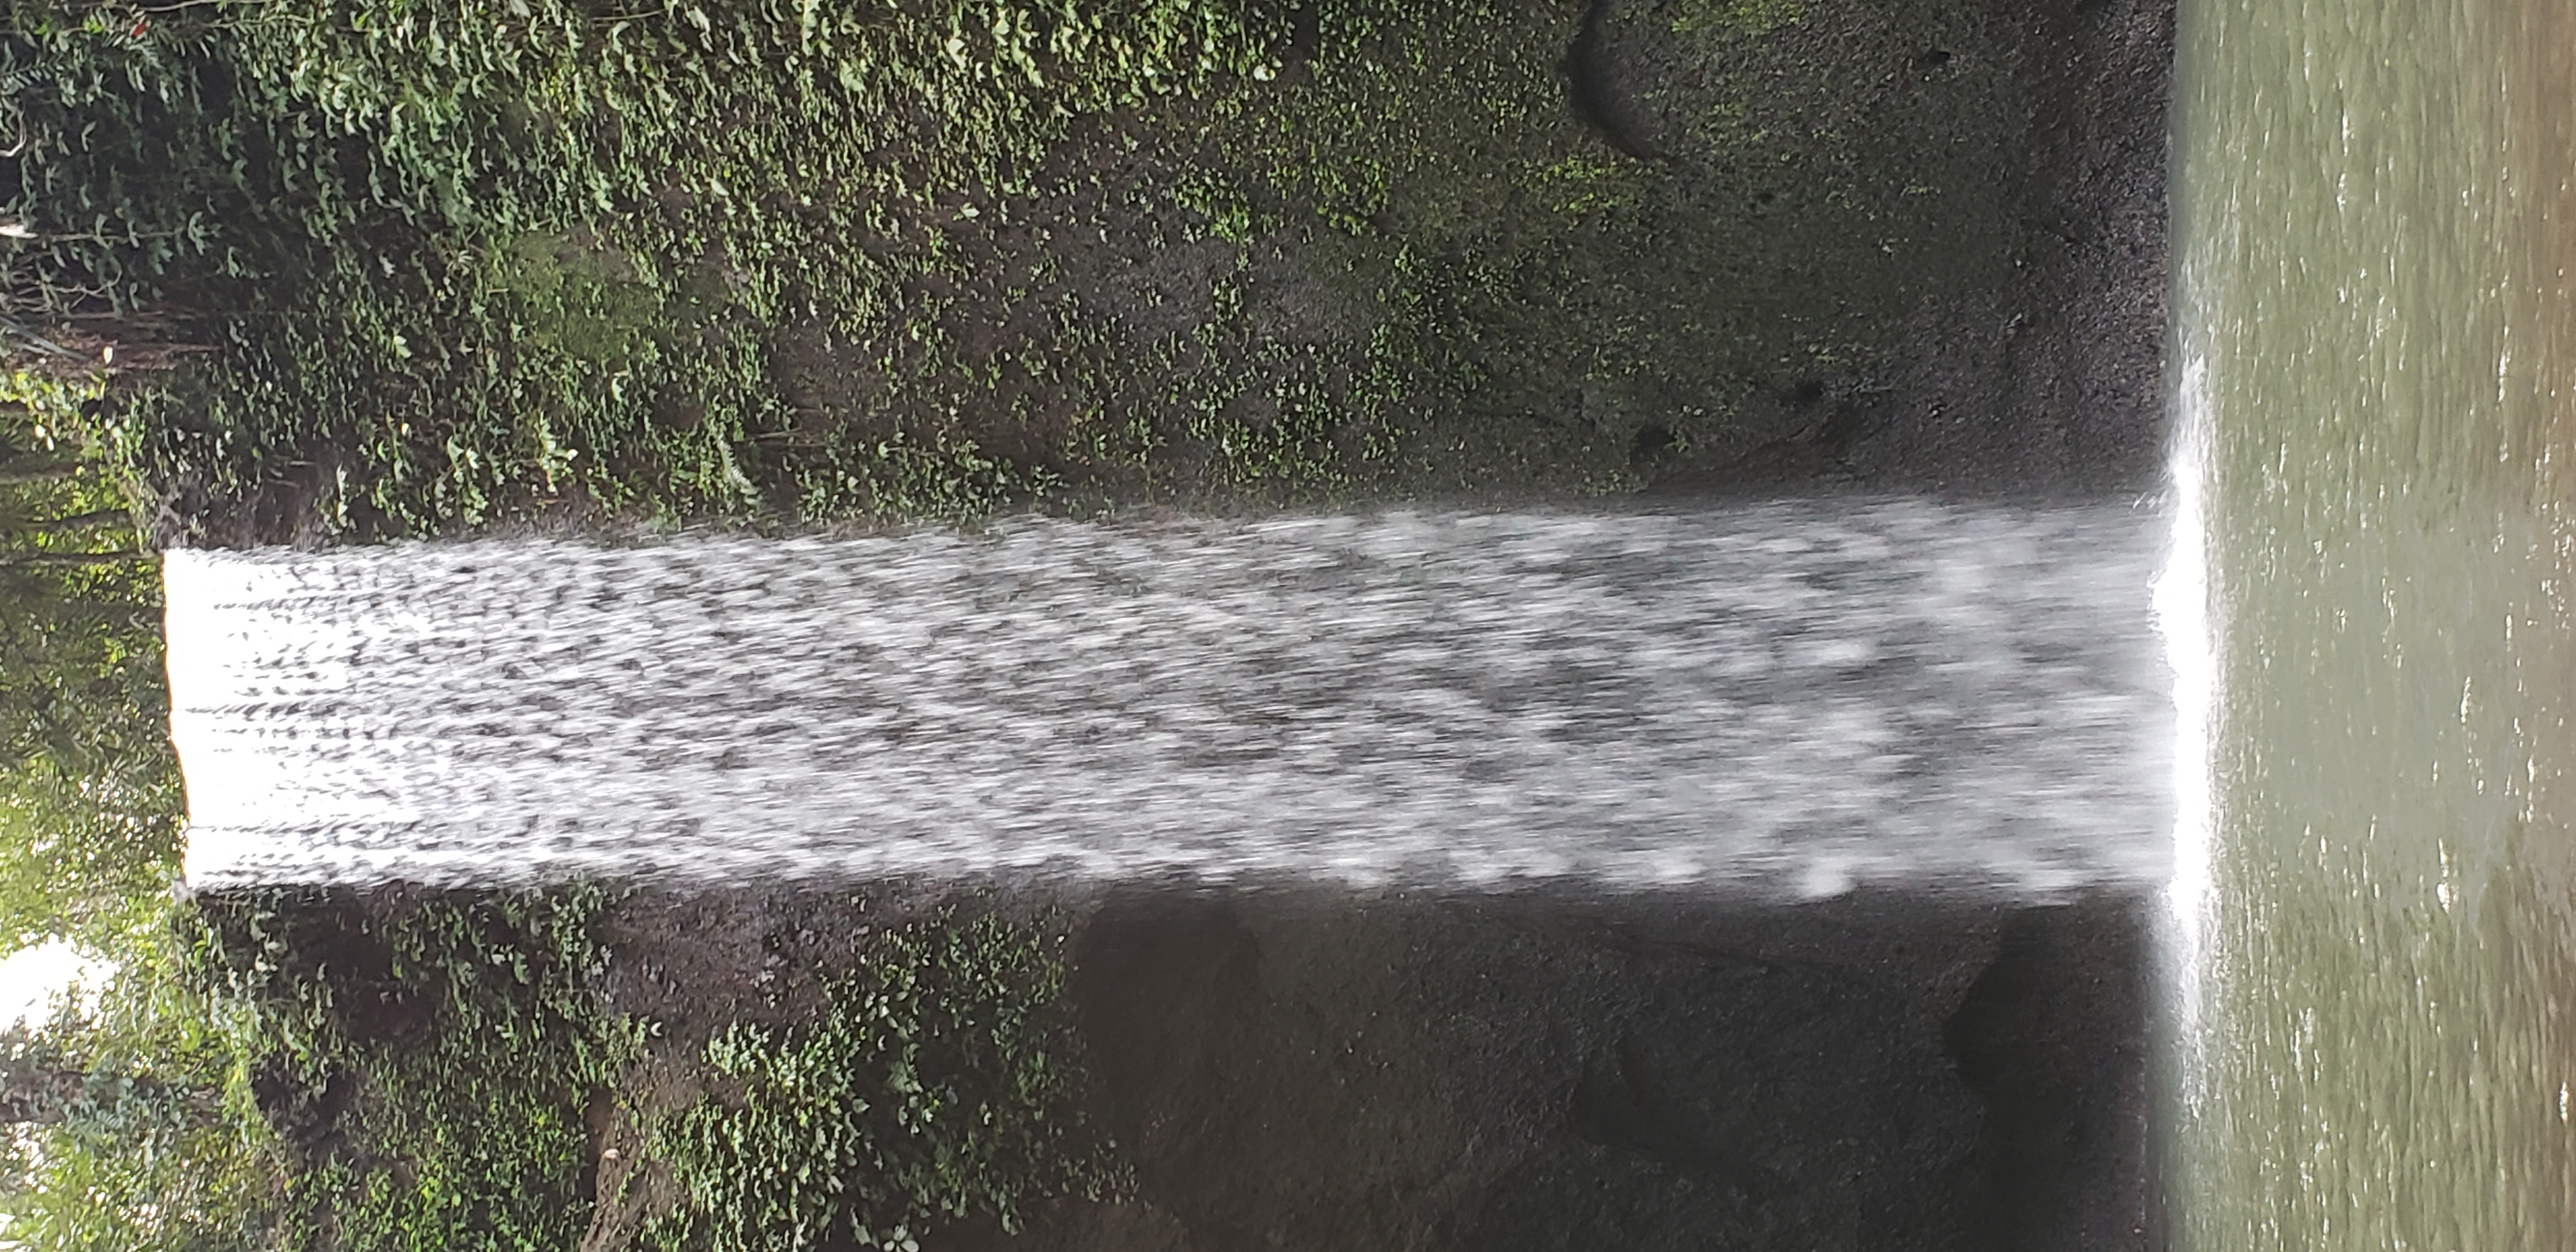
<box><xmin>1564</xmin><ymin>0</ymin><xmax>1664</xmax><ymax>161</ymax></box>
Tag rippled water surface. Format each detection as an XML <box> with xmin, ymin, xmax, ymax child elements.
<box><xmin>2167</xmin><ymin>0</ymin><xmax>2576</xmax><ymax>1244</ymax></box>
<box><xmin>168</xmin><ymin>503</ymin><xmax>2172</xmax><ymax>896</ymax></box>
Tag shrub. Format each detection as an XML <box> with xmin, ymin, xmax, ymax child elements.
<box><xmin>648</xmin><ymin>910</ymin><xmax>1124</xmax><ymax>1252</ymax></box>
<box><xmin>186</xmin><ymin>884</ymin><xmax>640</xmax><ymax>1252</ymax></box>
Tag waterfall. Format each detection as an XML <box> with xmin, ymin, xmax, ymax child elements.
<box><xmin>166</xmin><ymin>500</ymin><xmax>2173</xmax><ymax>896</ymax></box>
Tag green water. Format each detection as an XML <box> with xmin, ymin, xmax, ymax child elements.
<box><xmin>2170</xmin><ymin>0</ymin><xmax>2576</xmax><ymax>1245</ymax></box>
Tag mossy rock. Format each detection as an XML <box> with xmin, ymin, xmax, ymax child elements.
<box><xmin>68</xmin><ymin>0</ymin><xmax>2156</xmax><ymax>537</ymax></box>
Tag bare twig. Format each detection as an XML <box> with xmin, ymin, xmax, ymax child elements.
<box><xmin>0</xmin><ymin>317</ymin><xmax>79</xmax><ymax>359</ymax></box>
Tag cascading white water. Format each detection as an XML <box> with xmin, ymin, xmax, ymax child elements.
<box><xmin>165</xmin><ymin>501</ymin><xmax>2173</xmax><ymax>895</ymax></box>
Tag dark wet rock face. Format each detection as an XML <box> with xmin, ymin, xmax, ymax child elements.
<box><xmin>1944</xmin><ymin>902</ymin><xmax>2158</xmax><ymax>1252</ymax></box>
<box><xmin>1591</xmin><ymin>0</ymin><xmax>2175</xmax><ymax>502</ymax></box>
<box><xmin>933</xmin><ymin>889</ymin><xmax>2156</xmax><ymax>1252</ymax></box>
<box><xmin>1565</xmin><ymin>0</ymin><xmax>1666</xmax><ymax>162</ymax></box>
<box><xmin>1847</xmin><ymin>0</ymin><xmax>2175</xmax><ymax>501</ymax></box>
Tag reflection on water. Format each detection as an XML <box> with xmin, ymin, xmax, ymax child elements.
<box><xmin>165</xmin><ymin>503</ymin><xmax>2171</xmax><ymax>896</ymax></box>
<box><xmin>2168</xmin><ymin>0</ymin><xmax>2576</xmax><ymax>1242</ymax></box>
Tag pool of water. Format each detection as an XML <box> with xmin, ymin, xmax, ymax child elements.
<box><xmin>2165</xmin><ymin>0</ymin><xmax>2576</xmax><ymax>1242</ymax></box>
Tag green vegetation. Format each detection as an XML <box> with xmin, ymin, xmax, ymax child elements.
<box><xmin>0</xmin><ymin>370</ymin><xmax>229</xmax><ymax>1247</ymax></box>
<box><xmin>0</xmin><ymin>908</ymin><xmax>281</xmax><ymax>1252</ymax></box>
<box><xmin>185</xmin><ymin>886</ymin><xmax>639</xmax><ymax>1251</ymax></box>
<box><xmin>0</xmin><ymin>1</ymin><xmax>2050</xmax><ymax>1244</ymax></box>
<box><xmin>1</xmin><ymin>886</ymin><xmax>1113</xmax><ymax>1250</ymax></box>
<box><xmin>0</xmin><ymin>0</ymin><xmax>2025</xmax><ymax>536</ymax></box>
<box><xmin>644</xmin><ymin>912</ymin><xmax>1119</xmax><ymax>1251</ymax></box>
<box><xmin>0</xmin><ymin>370</ymin><xmax>170</xmax><ymax>950</ymax></box>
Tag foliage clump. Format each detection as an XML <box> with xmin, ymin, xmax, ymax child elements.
<box><xmin>185</xmin><ymin>884</ymin><xmax>641</xmax><ymax>1252</ymax></box>
<box><xmin>0</xmin><ymin>370</ymin><xmax>169</xmax><ymax>950</ymax></box>
<box><xmin>647</xmin><ymin>910</ymin><xmax>1123</xmax><ymax>1252</ymax></box>
<box><xmin>3</xmin><ymin>889</ymin><xmax>1120</xmax><ymax>1252</ymax></box>
<box><xmin>0</xmin><ymin>905</ymin><xmax>286</xmax><ymax>1252</ymax></box>
<box><xmin>2</xmin><ymin>0</ymin><xmax>1326</xmax><ymax>531</ymax></box>
<box><xmin>0</xmin><ymin>0</ymin><xmax>2037</xmax><ymax>536</ymax></box>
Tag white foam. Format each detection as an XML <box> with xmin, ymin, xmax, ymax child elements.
<box><xmin>167</xmin><ymin>502</ymin><xmax>2175</xmax><ymax>897</ymax></box>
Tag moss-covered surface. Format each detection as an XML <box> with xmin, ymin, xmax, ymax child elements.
<box><xmin>185</xmin><ymin>886</ymin><xmax>643</xmax><ymax>1251</ymax></box>
<box><xmin>77</xmin><ymin>878</ymin><xmax>2163</xmax><ymax>1251</ymax></box>
<box><xmin>190</xmin><ymin>880</ymin><xmax>2155</xmax><ymax>1252</ymax></box>
<box><xmin>15</xmin><ymin>0</ymin><xmax>2173</xmax><ymax>1244</ymax></box>
<box><xmin>0</xmin><ymin>0</ymin><xmax>2165</xmax><ymax>544</ymax></box>
<box><xmin>180</xmin><ymin>883</ymin><xmax>1121</xmax><ymax>1252</ymax></box>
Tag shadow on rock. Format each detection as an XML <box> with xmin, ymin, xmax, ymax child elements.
<box><xmin>939</xmin><ymin>885</ymin><xmax>2159</xmax><ymax>1252</ymax></box>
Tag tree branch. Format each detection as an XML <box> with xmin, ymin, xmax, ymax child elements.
<box><xmin>12</xmin><ymin>510</ymin><xmax>132</xmax><ymax>535</ymax></box>
<box><xmin>0</xmin><ymin>550</ymin><xmax>151</xmax><ymax>569</ymax></box>
<box><xmin>0</xmin><ymin>462</ymin><xmax>82</xmax><ymax>487</ymax></box>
